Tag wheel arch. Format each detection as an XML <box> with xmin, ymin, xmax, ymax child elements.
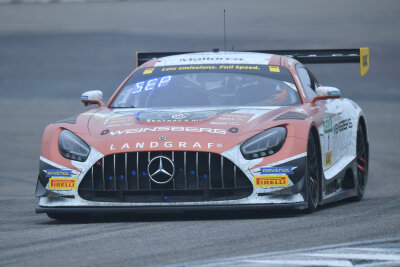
<box><xmin>357</xmin><ymin>115</ymin><xmax>369</xmax><ymax>166</ymax></box>
<box><xmin>309</xmin><ymin>124</ymin><xmax>322</xmax><ymax>164</ymax></box>
<box><xmin>358</xmin><ymin>115</ymin><xmax>368</xmax><ymax>142</ymax></box>
<box><xmin>308</xmin><ymin>123</ymin><xmax>323</xmax><ymax>202</ymax></box>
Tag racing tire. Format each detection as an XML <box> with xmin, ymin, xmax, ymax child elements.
<box><xmin>351</xmin><ymin>122</ymin><xmax>368</xmax><ymax>201</ymax></box>
<box><xmin>304</xmin><ymin>132</ymin><xmax>321</xmax><ymax>213</ymax></box>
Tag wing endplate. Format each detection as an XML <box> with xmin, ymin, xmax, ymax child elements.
<box><xmin>360</xmin><ymin>47</ymin><xmax>370</xmax><ymax>77</ymax></box>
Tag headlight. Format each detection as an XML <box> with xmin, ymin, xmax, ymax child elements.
<box><xmin>240</xmin><ymin>127</ymin><xmax>286</xmax><ymax>160</ymax></box>
<box><xmin>58</xmin><ymin>130</ymin><xmax>90</xmax><ymax>162</ymax></box>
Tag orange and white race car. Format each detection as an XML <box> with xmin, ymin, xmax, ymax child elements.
<box><xmin>35</xmin><ymin>49</ymin><xmax>370</xmax><ymax>219</ymax></box>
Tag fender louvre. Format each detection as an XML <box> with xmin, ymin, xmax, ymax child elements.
<box><xmin>274</xmin><ymin>112</ymin><xmax>307</xmax><ymax>121</ymax></box>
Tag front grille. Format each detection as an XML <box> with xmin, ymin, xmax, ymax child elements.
<box><xmin>78</xmin><ymin>151</ymin><xmax>253</xmax><ymax>202</ymax></box>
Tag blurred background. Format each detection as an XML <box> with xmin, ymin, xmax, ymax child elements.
<box><xmin>0</xmin><ymin>0</ymin><xmax>399</xmax><ymax>266</ymax></box>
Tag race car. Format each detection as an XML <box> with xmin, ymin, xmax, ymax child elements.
<box><xmin>35</xmin><ymin>48</ymin><xmax>370</xmax><ymax>219</ymax></box>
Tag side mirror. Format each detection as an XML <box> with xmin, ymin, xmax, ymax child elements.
<box><xmin>311</xmin><ymin>86</ymin><xmax>341</xmax><ymax>104</ymax></box>
<box><xmin>81</xmin><ymin>90</ymin><xmax>104</xmax><ymax>107</ymax></box>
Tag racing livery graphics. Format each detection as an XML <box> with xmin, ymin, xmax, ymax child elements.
<box><xmin>44</xmin><ymin>170</ymin><xmax>72</xmax><ymax>177</ymax></box>
<box><xmin>254</xmin><ymin>176</ymin><xmax>289</xmax><ymax>187</ymax></box>
<box><xmin>35</xmin><ymin>50</ymin><xmax>370</xmax><ymax>219</ymax></box>
<box><xmin>48</xmin><ymin>178</ymin><xmax>77</xmax><ymax>190</ymax></box>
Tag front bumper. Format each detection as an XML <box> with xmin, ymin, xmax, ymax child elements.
<box><xmin>37</xmin><ymin>145</ymin><xmax>308</xmax><ymax>211</ymax></box>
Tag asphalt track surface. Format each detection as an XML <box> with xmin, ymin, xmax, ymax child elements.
<box><xmin>0</xmin><ymin>0</ymin><xmax>400</xmax><ymax>266</ymax></box>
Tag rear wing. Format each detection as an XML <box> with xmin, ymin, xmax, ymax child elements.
<box><xmin>137</xmin><ymin>48</ymin><xmax>369</xmax><ymax>76</ymax></box>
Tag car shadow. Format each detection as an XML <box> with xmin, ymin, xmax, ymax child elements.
<box><xmin>39</xmin><ymin>196</ymin><xmax>371</xmax><ymax>225</ymax></box>
<box><xmin>39</xmin><ymin>207</ymin><xmax>306</xmax><ymax>225</ymax></box>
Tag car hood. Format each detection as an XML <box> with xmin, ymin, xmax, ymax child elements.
<box><xmin>82</xmin><ymin>106</ymin><xmax>295</xmax><ymax>155</ymax></box>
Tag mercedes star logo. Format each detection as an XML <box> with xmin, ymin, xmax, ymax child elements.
<box><xmin>147</xmin><ymin>156</ymin><xmax>175</xmax><ymax>184</ymax></box>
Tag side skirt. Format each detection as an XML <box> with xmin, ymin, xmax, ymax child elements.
<box><xmin>320</xmin><ymin>188</ymin><xmax>358</xmax><ymax>205</ymax></box>
<box><xmin>320</xmin><ymin>158</ymin><xmax>358</xmax><ymax>205</ymax></box>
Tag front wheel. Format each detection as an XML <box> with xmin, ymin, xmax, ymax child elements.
<box><xmin>305</xmin><ymin>133</ymin><xmax>321</xmax><ymax>213</ymax></box>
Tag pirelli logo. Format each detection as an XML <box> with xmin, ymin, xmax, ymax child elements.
<box><xmin>49</xmin><ymin>178</ymin><xmax>77</xmax><ymax>189</ymax></box>
<box><xmin>254</xmin><ymin>175</ymin><xmax>288</xmax><ymax>187</ymax></box>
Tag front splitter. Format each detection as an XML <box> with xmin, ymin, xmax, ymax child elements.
<box><xmin>36</xmin><ymin>202</ymin><xmax>308</xmax><ymax>214</ymax></box>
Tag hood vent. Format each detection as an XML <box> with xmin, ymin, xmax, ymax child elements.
<box><xmin>274</xmin><ymin>111</ymin><xmax>307</xmax><ymax>121</ymax></box>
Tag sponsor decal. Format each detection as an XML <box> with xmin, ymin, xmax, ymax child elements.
<box><xmin>269</xmin><ymin>66</ymin><xmax>280</xmax><ymax>72</ymax></box>
<box><xmin>228</xmin><ymin>127</ymin><xmax>239</xmax><ymax>133</ymax></box>
<box><xmin>45</xmin><ymin>170</ymin><xmax>72</xmax><ymax>177</ymax></box>
<box><xmin>254</xmin><ymin>175</ymin><xmax>288</xmax><ymax>187</ymax></box>
<box><xmin>324</xmin><ymin>152</ymin><xmax>333</xmax><ymax>166</ymax></box>
<box><xmin>81</xmin><ymin>95</ymin><xmax>88</xmax><ymax>100</ymax></box>
<box><xmin>219</xmin><ymin>65</ymin><xmax>260</xmax><ymax>70</ymax></box>
<box><xmin>327</xmin><ymin>90</ymin><xmax>340</xmax><ymax>97</ymax></box>
<box><xmin>107</xmin><ymin>127</ymin><xmax>227</xmax><ymax>135</ymax></box>
<box><xmin>178</xmin><ymin>57</ymin><xmax>243</xmax><ymax>63</ymax></box>
<box><xmin>159</xmin><ymin>136</ymin><xmax>167</xmax><ymax>141</ymax></box>
<box><xmin>110</xmin><ymin>141</ymin><xmax>222</xmax><ymax>151</ymax></box>
<box><xmin>161</xmin><ymin>64</ymin><xmax>264</xmax><ymax>72</ymax></box>
<box><xmin>143</xmin><ymin>68</ymin><xmax>154</xmax><ymax>74</ymax></box>
<box><xmin>162</xmin><ymin>65</ymin><xmax>217</xmax><ymax>71</ymax></box>
<box><xmin>260</xmin><ymin>167</ymin><xmax>294</xmax><ymax>174</ymax></box>
<box><xmin>323</xmin><ymin>114</ymin><xmax>333</xmax><ymax>133</ymax></box>
<box><xmin>334</xmin><ymin>118</ymin><xmax>352</xmax><ymax>134</ymax></box>
<box><xmin>136</xmin><ymin>109</ymin><xmax>233</xmax><ymax>122</ymax></box>
<box><xmin>49</xmin><ymin>178</ymin><xmax>77</xmax><ymax>189</ymax></box>
<box><xmin>129</xmin><ymin>76</ymin><xmax>172</xmax><ymax>94</ymax></box>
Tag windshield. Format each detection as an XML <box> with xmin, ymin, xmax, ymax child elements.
<box><xmin>111</xmin><ymin>64</ymin><xmax>301</xmax><ymax>108</ymax></box>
